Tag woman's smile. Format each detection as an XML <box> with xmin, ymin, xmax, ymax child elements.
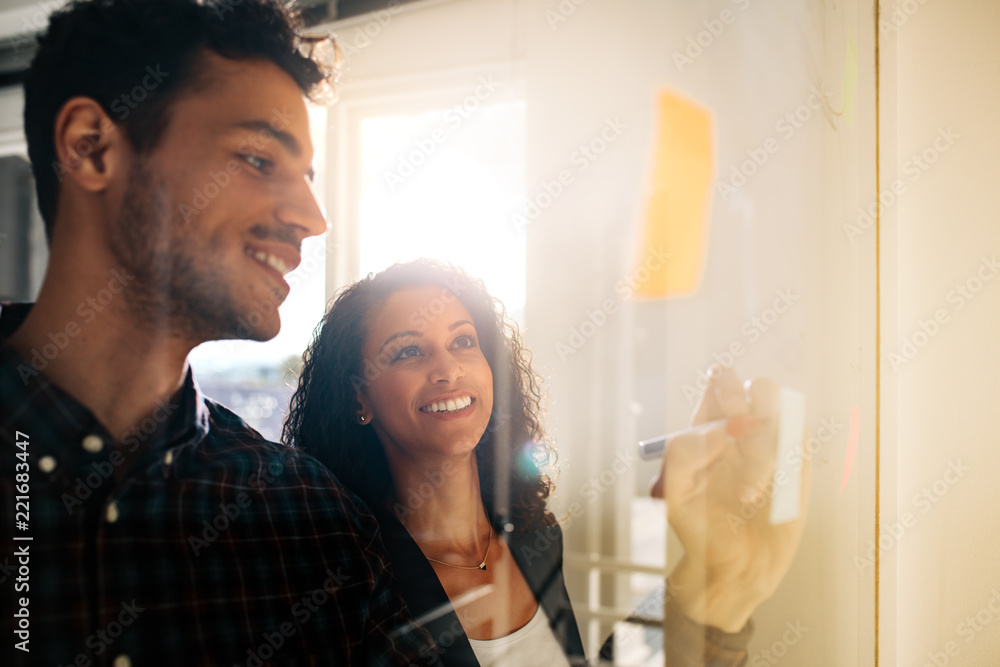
<box><xmin>419</xmin><ymin>395</ymin><xmax>477</xmax><ymax>421</ymax></box>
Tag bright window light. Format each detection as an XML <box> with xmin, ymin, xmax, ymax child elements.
<box><xmin>358</xmin><ymin>100</ymin><xmax>526</xmax><ymax>322</ymax></box>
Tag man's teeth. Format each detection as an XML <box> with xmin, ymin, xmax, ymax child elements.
<box><xmin>421</xmin><ymin>396</ymin><xmax>473</xmax><ymax>413</ymax></box>
<box><xmin>249</xmin><ymin>249</ymin><xmax>291</xmax><ymax>275</ymax></box>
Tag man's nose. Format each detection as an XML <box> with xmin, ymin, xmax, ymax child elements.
<box><xmin>276</xmin><ymin>175</ymin><xmax>328</xmax><ymax>239</ymax></box>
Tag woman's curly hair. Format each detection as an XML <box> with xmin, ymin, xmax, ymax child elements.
<box><xmin>283</xmin><ymin>259</ymin><xmax>557</xmax><ymax>532</ymax></box>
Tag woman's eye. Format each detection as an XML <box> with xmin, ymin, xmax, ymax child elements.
<box><xmin>453</xmin><ymin>335</ymin><xmax>476</xmax><ymax>349</ymax></box>
<box><xmin>393</xmin><ymin>345</ymin><xmax>421</xmax><ymax>361</ymax></box>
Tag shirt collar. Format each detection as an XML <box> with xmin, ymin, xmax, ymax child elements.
<box><xmin>0</xmin><ymin>302</ymin><xmax>210</xmax><ymax>477</ymax></box>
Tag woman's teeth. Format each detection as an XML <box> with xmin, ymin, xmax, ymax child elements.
<box><xmin>421</xmin><ymin>396</ymin><xmax>473</xmax><ymax>413</ymax></box>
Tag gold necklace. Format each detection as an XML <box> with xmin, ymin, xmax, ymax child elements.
<box><xmin>425</xmin><ymin>522</ymin><xmax>493</xmax><ymax>571</ymax></box>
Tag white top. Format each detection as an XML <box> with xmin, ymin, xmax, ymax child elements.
<box><xmin>467</xmin><ymin>605</ymin><xmax>572</xmax><ymax>667</ymax></box>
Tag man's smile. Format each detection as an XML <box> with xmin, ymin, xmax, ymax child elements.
<box><xmin>244</xmin><ymin>243</ymin><xmax>300</xmax><ymax>295</ymax></box>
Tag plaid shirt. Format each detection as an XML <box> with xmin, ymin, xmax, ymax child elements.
<box><xmin>0</xmin><ymin>303</ymin><xmax>438</xmax><ymax>667</ymax></box>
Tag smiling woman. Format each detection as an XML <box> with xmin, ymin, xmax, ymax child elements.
<box><xmin>285</xmin><ymin>259</ymin><xmax>555</xmax><ymax>531</ymax></box>
<box><xmin>283</xmin><ymin>259</ymin><xmax>581</xmax><ymax>665</ymax></box>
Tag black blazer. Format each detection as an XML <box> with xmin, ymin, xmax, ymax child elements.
<box><xmin>372</xmin><ymin>506</ymin><xmax>586</xmax><ymax>666</ymax></box>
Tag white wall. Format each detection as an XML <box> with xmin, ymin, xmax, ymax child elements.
<box><xmin>884</xmin><ymin>0</ymin><xmax>1000</xmax><ymax>664</ymax></box>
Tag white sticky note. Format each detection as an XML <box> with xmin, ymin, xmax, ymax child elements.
<box><xmin>769</xmin><ymin>388</ymin><xmax>806</xmax><ymax>524</ymax></box>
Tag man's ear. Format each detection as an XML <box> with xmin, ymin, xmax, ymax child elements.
<box><xmin>52</xmin><ymin>97</ymin><xmax>127</xmax><ymax>191</ymax></box>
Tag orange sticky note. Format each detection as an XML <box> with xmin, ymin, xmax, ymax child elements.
<box><xmin>634</xmin><ymin>90</ymin><xmax>714</xmax><ymax>299</ymax></box>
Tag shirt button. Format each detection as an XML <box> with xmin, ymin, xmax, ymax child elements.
<box><xmin>38</xmin><ymin>456</ymin><xmax>57</xmax><ymax>473</ymax></box>
<box><xmin>82</xmin><ymin>434</ymin><xmax>104</xmax><ymax>453</ymax></box>
<box><xmin>162</xmin><ymin>450</ymin><xmax>175</xmax><ymax>479</ymax></box>
<box><xmin>113</xmin><ymin>655</ymin><xmax>131</xmax><ymax>667</ymax></box>
<box><xmin>105</xmin><ymin>501</ymin><xmax>119</xmax><ymax>524</ymax></box>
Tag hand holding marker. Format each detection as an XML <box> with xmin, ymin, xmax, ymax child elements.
<box><xmin>639</xmin><ymin>387</ymin><xmax>807</xmax><ymax>524</ymax></box>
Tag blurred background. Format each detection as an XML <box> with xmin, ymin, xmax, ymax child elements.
<box><xmin>1</xmin><ymin>1</ymin><xmax>998</xmax><ymax>665</ymax></box>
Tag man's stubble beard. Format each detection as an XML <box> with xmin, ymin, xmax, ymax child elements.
<box><xmin>109</xmin><ymin>159</ymin><xmax>268</xmax><ymax>343</ymax></box>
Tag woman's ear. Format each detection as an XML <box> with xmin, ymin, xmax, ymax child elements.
<box><xmin>52</xmin><ymin>97</ymin><xmax>127</xmax><ymax>192</ymax></box>
<box><xmin>355</xmin><ymin>393</ymin><xmax>372</xmax><ymax>425</ymax></box>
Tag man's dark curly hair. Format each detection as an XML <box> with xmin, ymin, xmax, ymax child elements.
<box><xmin>283</xmin><ymin>259</ymin><xmax>558</xmax><ymax>533</ymax></box>
<box><xmin>24</xmin><ymin>0</ymin><xmax>331</xmax><ymax>240</ymax></box>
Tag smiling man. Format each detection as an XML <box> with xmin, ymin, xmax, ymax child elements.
<box><xmin>0</xmin><ymin>1</ymin><xmax>437</xmax><ymax>665</ymax></box>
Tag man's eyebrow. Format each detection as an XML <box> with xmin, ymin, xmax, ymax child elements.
<box><xmin>232</xmin><ymin>120</ymin><xmax>302</xmax><ymax>156</ymax></box>
<box><xmin>379</xmin><ymin>331</ymin><xmax>420</xmax><ymax>354</ymax></box>
<box><xmin>230</xmin><ymin>120</ymin><xmax>316</xmax><ymax>181</ymax></box>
